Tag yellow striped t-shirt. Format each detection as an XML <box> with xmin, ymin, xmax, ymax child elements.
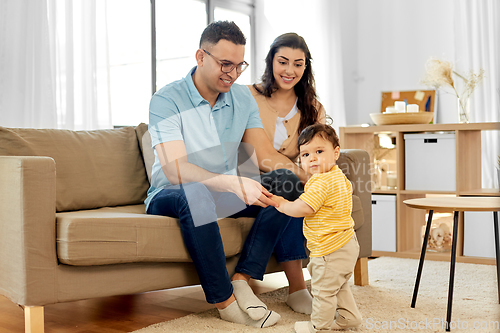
<box><xmin>299</xmin><ymin>165</ymin><xmax>354</xmax><ymax>257</ymax></box>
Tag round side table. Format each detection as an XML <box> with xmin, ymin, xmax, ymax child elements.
<box><xmin>404</xmin><ymin>197</ymin><xmax>500</xmax><ymax>332</ymax></box>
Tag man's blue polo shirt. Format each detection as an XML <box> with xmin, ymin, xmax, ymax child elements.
<box><xmin>145</xmin><ymin>67</ymin><xmax>263</xmax><ymax>210</ymax></box>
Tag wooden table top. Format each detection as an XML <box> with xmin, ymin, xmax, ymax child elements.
<box><xmin>404</xmin><ymin>197</ymin><xmax>500</xmax><ymax>212</ymax></box>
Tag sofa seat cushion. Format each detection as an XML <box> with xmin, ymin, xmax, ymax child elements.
<box><xmin>56</xmin><ymin>204</ymin><xmax>245</xmax><ymax>266</ymax></box>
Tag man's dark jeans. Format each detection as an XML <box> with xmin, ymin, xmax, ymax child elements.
<box><xmin>147</xmin><ymin>169</ymin><xmax>306</xmax><ymax>304</ymax></box>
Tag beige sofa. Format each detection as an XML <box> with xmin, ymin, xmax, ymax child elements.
<box><xmin>0</xmin><ymin>123</ymin><xmax>372</xmax><ymax>333</ymax></box>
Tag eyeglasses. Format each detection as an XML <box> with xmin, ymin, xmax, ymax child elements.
<box><xmin>202</xmin><ymin>49</ymin><xmax>249</xmax><ymax>74</ymax></box>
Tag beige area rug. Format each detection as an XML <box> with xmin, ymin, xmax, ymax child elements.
<box><xmin>131</xmin><ymin>257</ymin><xmax>500</xmax><ymax>333</ymax></box>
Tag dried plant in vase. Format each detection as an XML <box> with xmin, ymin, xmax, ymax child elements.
<box><xmin>420</xmin><ymin>57</ymin><xmax>485</xmax><ymax>123</ymax></box>
<box><xmin>366</xmin><ymin>136</ymin><xmax>393</xmax><ymax>189</ymax></box>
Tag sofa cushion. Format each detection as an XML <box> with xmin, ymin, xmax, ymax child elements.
<box><xmin>56</xmin><ymin>204</ymin><xmax>245</xmax><ymax>266</ymax></box>
<box><xmin>0</xmin><ymin>126</ymin><xmax>149</xmax><ymax>212</ymax></box>
<box><xmin>135</xmin><ymin>123</ymin><xmax>154</xmax><ymax>183</ymax></box>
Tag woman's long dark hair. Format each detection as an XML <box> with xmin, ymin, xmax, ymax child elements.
<box><xmin>254</xmin><ymin>33</ymin><xmax>320</xmax><ymax>135</ymax></box>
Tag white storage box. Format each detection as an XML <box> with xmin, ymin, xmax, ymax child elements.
<box><xmin>463</xmin><ymin>211</ymin><xmax>499</xmax><ymax>258</ymax></box>
<box><xmin>371</xmin><ymin>194</ymin><xmax>396</xmax><ymax>252</ymax></box>
<box><xmin>404</xmin><ymin>133</ymin><xmax>456</xmax><ymax>191</ymax></box>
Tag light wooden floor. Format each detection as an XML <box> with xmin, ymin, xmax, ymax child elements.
<box><xmin>0</xmin><ymin>270</ymin><xmax>308</xmax><ymax>333</ymax></box>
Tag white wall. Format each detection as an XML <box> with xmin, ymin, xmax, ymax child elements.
<box><xmin>345</xmin><ymin>0</ymin><xmax>456</xmax><ymax>125</ymax></box>
<box><xmin>339</xmin><ymin>0</ymin><xmax>359</xmax><ymax>126</ymax></box>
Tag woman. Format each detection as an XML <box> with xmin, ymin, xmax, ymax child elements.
<box><xmin>249</xmin><ymin>32</ymin><xmax>326</xmax><ymax>162</ymax></box>
<box><xmin>248</xmin><ymin>32</ymin><xmax>326</xmax><ymax>315</ymax></box>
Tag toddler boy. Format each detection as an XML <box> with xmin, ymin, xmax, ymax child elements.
<box><xmin>273</xmin><ymin>124</ymin><xmax>362</xmax><ymax>332</ymax></box>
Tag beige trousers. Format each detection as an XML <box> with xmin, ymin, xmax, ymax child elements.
<box><xmin>307</xmin><ymin>234</ymin><xmax>362</xmax><ymax>331</ymax></box>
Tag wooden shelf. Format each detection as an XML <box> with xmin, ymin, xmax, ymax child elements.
<box><xmin>372</xmin><ymin>188</ymin><xmax>398</xmax><ymax>195</ymax></box>
<box><xmin>342</xmin><ymin>122</ymin><xmax>500</xmax><ymax>133</ymax></box>
<box><xmin>341</xmin><ymin>122</ymin><xmax>500</xmax><ymax>265</ymax></box>
<box><xmin>400</xmin><ymin>190</ymin><xmax>457</xmax><ymax>195</ymax></box>
<box><xmin>459</xmin><ymin>189</ymin><xmax>500</xmax><ymax>197</ymax></box>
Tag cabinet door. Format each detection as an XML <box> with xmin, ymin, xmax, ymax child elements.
<box><xmin>463</xmin><ymin>211</ymin><xmax>500</xmax><ymax>258</ymax></box>
<box><xmin>372</xmin><ymin>195</ymin><xmax>397</xmax><ymax>252</ymax></box>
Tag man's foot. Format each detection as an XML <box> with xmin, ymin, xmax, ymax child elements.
<box><xmin>218</xmin><ymin>300</ymin><xmax>280</xmax><ymax>328</ymax></box>
<box><xmin>286</xmin><ymin>289</ymin><xmax>312</xmax><ymax>314</ymax></box>
<box><xmin>231</xmin><ymin>280</ymin><xmax>268</xmax><ymax>320</ymax></box>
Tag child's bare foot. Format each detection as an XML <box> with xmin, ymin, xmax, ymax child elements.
<box><xmin>294</xmin><ymin>321</ymin><xmax>313</xmax><ymax>333</ymax></box>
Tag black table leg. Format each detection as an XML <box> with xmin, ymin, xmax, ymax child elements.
<box><xmin>411</xmin><ymin>210</ymin><xmax>433</xmax><ymax>308</ymax></box>
<box><xmin>494</xmin><ymin>211</ymin><xmax>500</xmax><ymax>304</ymax></box>
<box><xmin>445</xmin><ymin>211</ymin><xmax>459</xmax><ymax>332</ymax></box>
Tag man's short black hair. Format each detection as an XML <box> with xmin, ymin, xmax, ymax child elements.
<box><xmin>199</xmin><ymin>21</ymin><xmax>246</xmax><ymax>48</ymax></box>
<box><xmin>297</xmin><ymin>123</ymin><xmax>340</xmax><ymax>150</ymax></box>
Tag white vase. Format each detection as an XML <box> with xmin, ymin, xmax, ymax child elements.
<box><xmin>497</xmin><ymin>167</ymin><xmax>500</xmax><ymax>189</ymax></box>
<box><xmin>457</xmin><ymin>97</ymin><xmax>470</xmax><ymax>123</ymax></box>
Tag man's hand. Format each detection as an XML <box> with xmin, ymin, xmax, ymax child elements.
<box><xmin>232</xmin><ymin>176</ymin><xmax>277</xmax><ymax>208</ymax></box>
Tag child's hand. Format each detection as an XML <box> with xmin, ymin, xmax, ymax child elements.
<box><xmin>272</xmin><ymin>196</ymin><xmax>313</xmax><ymax>217</ymax></box>
<box><xmin>271</xmin><ymin>194</ymin><xmax>286</xmax><ymax>206</ymax></box>
<box><xmin>271</xmin><ymin>195</ymin><xmax>288</xmax><ymax>213</ymax></box>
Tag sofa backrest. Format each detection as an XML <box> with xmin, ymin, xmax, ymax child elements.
<box><xmin>0</xmin><ymin>126</ymin><xmax>149</xmax><ymax>212</ymax></box>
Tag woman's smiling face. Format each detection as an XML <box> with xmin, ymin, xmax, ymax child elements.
<box><xmin>272</xmin><ymin>47</ymin><xmax>306</xmax><ymax>91</ymax></box>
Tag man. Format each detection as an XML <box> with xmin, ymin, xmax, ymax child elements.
<box><xmin>146</xmin><ymin>21</ymin><xmax>310</xmax><ymax>328</ymax></box>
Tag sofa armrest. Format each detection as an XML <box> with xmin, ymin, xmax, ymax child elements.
<box><xmin>337</xmin><ymin>149</ymin><xmax>372</xmax><ymax>258</ymax></box>
<box><xmin>0</xmin><ymin>156</ymin><xmax>58</xmax><ymax>306</ymax></box>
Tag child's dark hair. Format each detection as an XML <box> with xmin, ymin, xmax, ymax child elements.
<box><xmin>297</xmin><ymin>123</ymin><xmax>340</xmax><ymax>150</ymax></box>
<box><xmin>199</xmin><ymin>21</ymin><xmax>246</xmax><ymax>48</ymax></box>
